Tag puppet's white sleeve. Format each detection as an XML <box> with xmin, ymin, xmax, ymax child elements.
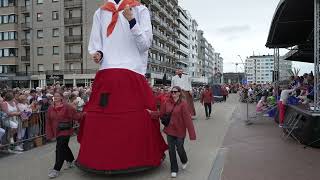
<box><xmin>88</xmin><ymin>10</ymin><xmax>103</xmax><ymax>55</ymax></box>
<box><xmin>130</xmin><ymin>7</ymin><xmax>153</xmax><ymax>53</ymax></box>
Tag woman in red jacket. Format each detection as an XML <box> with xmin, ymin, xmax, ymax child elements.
<box><xmin>148</xmin><ymin>86</ymin><xmax>196</xmax><ymax>178</ymax></box>
<box><xmin>201</xmin><ymin>85</ymin><xmax>214</xmax><ymax>120</ymax></box>
<box><xmin>46</xmin><ymin>91</ymin><xmax>84</xmax><ymax>179</ymax></box>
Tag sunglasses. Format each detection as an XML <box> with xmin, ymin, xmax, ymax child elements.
<box><xmin>171</xmin><ymin>90</ymin><xmax>180</xmax><ymax>94</ymax></box>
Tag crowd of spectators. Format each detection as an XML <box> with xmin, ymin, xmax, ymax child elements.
<box><xmin>0</xmin><ymin>83</ymin><xmax>91</xmax><ymax>152</ymax></box>
<box><xmin>236</xmin><ymin>72</ymin><xmax>315</xmax><ymax>126</ymax></box>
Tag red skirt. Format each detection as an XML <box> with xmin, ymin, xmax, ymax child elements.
<box><xmin>76</xmin><ymin>69</ymin><xmax>167</xmax><ymax>173</ymax></box>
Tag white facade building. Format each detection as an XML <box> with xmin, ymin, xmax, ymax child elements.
<box><xmin>245</xmin><ymin>55</ymin><xmax>292</xmax><ymax>84</ymax></box>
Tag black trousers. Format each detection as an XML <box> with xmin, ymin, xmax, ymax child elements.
<box><xmin>54</xmin><ymin>136</ymin><xmax>74</xmax><ymax>171</ymax></box>
<box><xmin>223</xmin><ymin>95</ymin><xmax>227</xmax><ymax>101</ymax></box>
<box><xmin>167</xmin><ymin>135</ymin><xmax>188</xmax><ymax>173</ymax></box>
<box><xmin>204</xmin><ymin>103</ymin><xmax>212</xmax><ymax>117</ymax></box>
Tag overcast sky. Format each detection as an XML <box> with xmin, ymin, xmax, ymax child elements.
<box><xmin>179</xmin><ymin>0</ymin><xmax>314</xmax><ymax>74</ymax></box>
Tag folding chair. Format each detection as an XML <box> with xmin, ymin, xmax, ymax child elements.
<box><xmin>250</xmin><ymin>105</ymin><xmax>277</xmax><ymax>120</ymax></box>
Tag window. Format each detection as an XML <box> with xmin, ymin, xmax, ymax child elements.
<box><xmin>37</xmin><ymin>47</ymin><xmax>44</xmax><ymax>56</ymax></box>
<box><xmin>52</xmin><ymin>28</ymin><xmax>59</xmax><ymax>37</ymax></box>
<box><xmin>2</xmin><ymin>15</ymin><xmax>8</xmax><ymax>23</ymax></box>
<box><xmin>52</xmin><ymin>0</ymin><xmax>59</xmax><ymax>2</ymax></box>
<box><xmin>37</xmin><ymin>30</ymin><xmax>43</xmax><ymax>38</ymax></box>
<box><xmin>52</xmin><ymin>11</ymin><xmax>59</xmax><ymax>20</ymax></box>
<box><xmin>37</xmin><ymin>13</ymin><xmax>43</xmax><ymax>21</ymax></box>
<box><xmin>53</xmin><ymin>46</ymin><xmax>59</xmax><ymax>55</ymax></box>
<box><xmin>37</xmin><ymin>0</ymin><xmax>43</xmax><ymax>4</ymax></box>
<box><xmin>53</xmin><ymin>63</ymin><xmax>59</xmax><ymax>71</ymax></box>
<box><xmin>38</xmin><ymin>64</ymin><xmax>44</xmax><ymax>72</ymax></box>
<box><xmin>8</xmin><ymin>31</ymin><xmax>17</xmax><ymax>40</ymax></box>
<box><xmin>0</xmin><ymin>48</ymin><xmax>17</xmax><ymax>57</ymax></box>
<box><xmin>0</xmin><ymin>0</ymin><xmax>16</xmax><ymax>7</ymax></box>
<box><xmin>25</xmin><ymin>0</ymin><xmax>31</xmax><ymax>6</ymax></box>
<box><xmin>69</xmin><ymin>63</ymin><xmax>75</xmax><ymax>70</ymax></box>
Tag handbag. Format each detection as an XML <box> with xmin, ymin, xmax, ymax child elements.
<box><xmin>160</xmin><ymin>104</ymin><xmax>176</xmax><ymax>127</ymax></box>
<box><xmin>57</xmin><ymin>121</ymin><xmax>73</xmax><ymax>131</ymax></box>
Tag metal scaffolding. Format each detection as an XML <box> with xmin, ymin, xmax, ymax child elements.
<box><xmin>314</xmin><ymin>0</ymin><xmax>320</xmax><ymax>111</ymax></box>
<box><xmin>273</xmin><ymin>48</ymin><xmax>280</xmax><ymax>97</ymax></box>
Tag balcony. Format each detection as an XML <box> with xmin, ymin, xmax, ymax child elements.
<box><xmin>167</xmin><ymin>2</ymin><xmax>174</xmax><ymax>10</ymax></box>
<box><xmin>21</xmin><ymin>56</ymin><xmax>30</xmax><ymax>61</ymax></box>
<box><xmin>21</xmin><ymin>39</ymin><xmax>30</xmax><ymax>46</ymax></box>
<box><xmin>64</xmin><ymin>0</ymin><xmax>82</xmax><ymax>8</ymax></box>
<box><xmin>177</xmin><ymin>58</ymin><xmax>189</xmax><ymax>66</ymax></box>
<box><xmin>177</xmin><ymin>48</ymin><xmax>188</xmax><ymax>56</ymax></box>
<box><xmin>64</xmin><ymin>35</ymin><xmax>83</xmax><ymax>43</ymax></box>
<box><xmin>20</xmin><ymin>6</ymin><xmax>31</xmax><ymax>13</ymax></box>
<box><xmin>64</xmin><ymin>17</ymin><xmax>82</xmax><ymax>25</ymax></box>
<box><xmin>173</xmin><ymin>9</ymin><xmax>179</xmax><ymax>15</ymax></box>
<box><xmin>168</xmin><ymin>51</ymin><xmax>175</xmax><ymax>57</ymax></box>
<box><xmin>149</xmin><ymin>58</ymin><xmax>161</xmax><ymax>65</ymax></box>
<box><xmin>167</xmin><ymin>38</ymin><xmax>176</xmax><ymax>46</ymax></box>
<box><xmin>153</xmin><ymin>30</ymin><xmax>162</xmax><ymax>38</ymax></box>
<box><xmin>167</xmin><ymin>26</ymin><xmax>174</xmax><ymax>33</ymax></box>
<box><xmin>151</xmin><ymin>15</ymin><xmax>161</xmax><ymax>24</ymax></box>
<box><xmin>152</xmin><ymin>44</ymin><xmax>165</xmax><ymax>53</ymax></box>
<box><xmin>21</xmin><ymin>22</ymin><xmax>31</xmax><ymax>29</ymax></box>
<box><xmin>65</xmin><ymin>53</ymin><xmax>82</xmax><ymax>61</ymax></box>
<box><xmin>151</xmin><ymin>0</ymin><xmax>161</xmax><ymax>10</ymax></box>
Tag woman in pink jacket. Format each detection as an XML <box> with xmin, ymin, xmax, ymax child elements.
<box><xmin>148</xmin><ymin>86</ymin><xmax>196</xmax><ymax>178</ymax></box>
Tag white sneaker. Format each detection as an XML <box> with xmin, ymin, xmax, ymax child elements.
<box><xmin>171</xmin><ymin>172</ymin><xmax>177</xmax><ymax>178</ymax></box>
<box><xmin>14</xmin><ymin>145</ymin><xmax>24</xmax><ymax>152</ymax></box>
<box><xmin>182</xmin><ymin>162</ymin><xmax>188</xmax><ymax>170</ymax></box>
<box><xmin>48</xmin><ymin>169</ymin><xmax>59</xmax><ymax>179</ymax></box>
<box><xmin>65</xmin><ymin>161</ymin><xmax>74</xmax><ymax>169</ymax></box>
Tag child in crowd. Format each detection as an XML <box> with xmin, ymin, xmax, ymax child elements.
<box><xmin>256</xmin><ymin>96</ymin><xmax>268</xmax><ymax>112</ymax></box>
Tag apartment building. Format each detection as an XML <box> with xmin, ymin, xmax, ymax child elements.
<box><xmin>175</xmin><ymin>5</ymin><xmax>189</xmax><ymax>72</ymax></box>
<box><xmin>197</xmin><ymin>30</ymin><xmax>216</xmax><ymax>84</ymax></box>
<box><xmin>142</xmin><ymin>0</ymin><xmax>179</xmax><ymax>85</ymax></box>
<box><xmin>0</xmin><ymin>0</ymin><xmax>99</xmax><ymax>88</ymax></box>
<box><xmin>188</xmin><ymin>19</ymin><xmax>205</xmax><ymax>84</ymax></box>
<box><xmin>245</xmin><ymin>55</ymin><xmax>292</xmax><ymax>84</ymax></box>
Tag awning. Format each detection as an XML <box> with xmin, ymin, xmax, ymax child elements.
<box><xmin>266</xmin><ymin>0</ymin><xmax>314</xmax><ymax>48</ymax></box>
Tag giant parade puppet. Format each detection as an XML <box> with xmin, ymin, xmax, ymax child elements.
<box><xmin>76</xmin><ymin>0</ymin><xmax>168</xmax><ymax>174</ymax></box>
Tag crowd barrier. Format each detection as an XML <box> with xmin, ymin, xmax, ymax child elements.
<box><xmin>0</xmin><ymin>111</ymin><xmax>79</xmax><ymax>152</ymax></box>
<box><xmin>0</xmin><ymin>111</ymin><xmax>47</xmax><ymax>151</ymax></box>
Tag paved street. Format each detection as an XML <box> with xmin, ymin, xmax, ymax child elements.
<box><xmin>0</xmin><ymin>94</ymin><xmax>239</xmax><ymax>180</ymax></box>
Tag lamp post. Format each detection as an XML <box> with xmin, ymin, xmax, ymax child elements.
<box><xmin>238</xmin><ymin>55</ymin><xmax>250</xmax><ymax>124</ymax></box>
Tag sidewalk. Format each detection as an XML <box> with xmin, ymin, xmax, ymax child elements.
<box><xmin>220</xmin><ymin>103</ymin><xmax>320</xmax><ymax>180</ymax></box>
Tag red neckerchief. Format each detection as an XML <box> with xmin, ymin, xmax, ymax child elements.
<box><xmin>101</xmin><ymin>0</ymin><xmax>141</xmax><ymax>37</ymax></box>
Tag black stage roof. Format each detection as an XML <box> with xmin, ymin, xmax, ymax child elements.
<box><xmin>266</xmin><ymin>0</ymin><xmax>314</xmax><ymax>63</ymax></box>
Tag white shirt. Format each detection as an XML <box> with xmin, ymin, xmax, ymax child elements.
<box><xmin>280</xmin><ymin>89</ymin><xmax>296</xmax><ymax>103</ymax></box>
<box><xmin>88</xmin><ymin>1</ymin><xmax>153</xmax><ymax>76</ymax></box>
<box><xmin>171</xmin><ymin>74</ymin><xmax>192</xmax><ymax>91</ymax></box>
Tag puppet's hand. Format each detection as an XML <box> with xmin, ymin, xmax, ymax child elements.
<box><xmin>92</xmin><ymin>52</ymin><xmax>102</xmax><ymax>64</ymax></box>
<box><xmin>123</xmin><ymin>5</ymin><xmax>134</xmax><ymax>21</ymax></box>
